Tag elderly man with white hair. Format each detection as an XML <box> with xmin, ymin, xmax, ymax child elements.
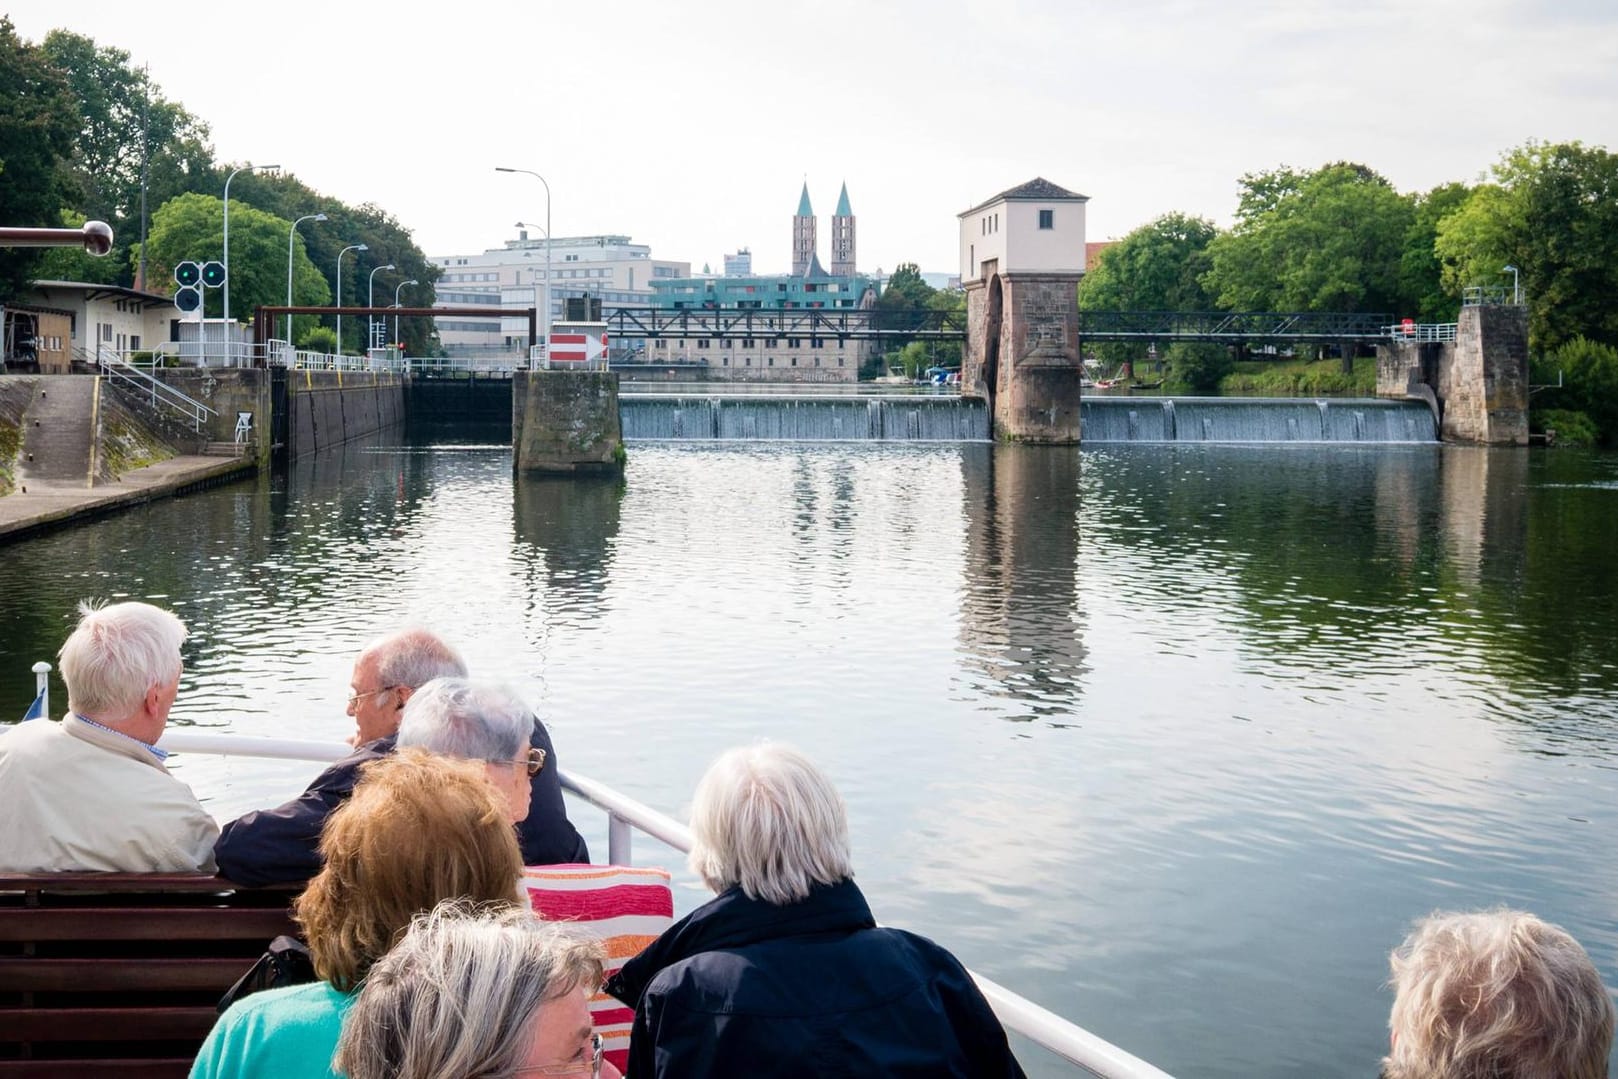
<box><xmin>605</xmin><ymin>743</ymin><xmax>1027</xmax><ymax>1078</ymax></box>
<box><xmin>215</xmin><ymin>629</ymin><xmax>586</xmax><ymax>886</ymax></box>
<box><xmin>0</xmin><ymin>601</ymin><xmax>218</xmax><ymax>873</ymax></box>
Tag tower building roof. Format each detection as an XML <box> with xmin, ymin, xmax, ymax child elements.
<box><xmin>834</xmin><ymin>182</ymin><xmax>852</xmax><ymax>217</ymax></box>
<box><xmin>797</xmin><ymin>182</ymin><xmax>814</xmax><ymax>217</ymax></box>
<box><xmin>959</xmin><ymin>176</ymin><xmax>1089</xmax><ymax>217</ymax></box>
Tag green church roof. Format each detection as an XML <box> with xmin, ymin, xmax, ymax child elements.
<box><xmin>834</xmin><ymin>182</ymin><xmax>851</xmax><ymax>217</ymax></box>
<box><xmin>796</xmin><ymin>182</ymin><xmax>813</xmax><ymax>218</ymax></box>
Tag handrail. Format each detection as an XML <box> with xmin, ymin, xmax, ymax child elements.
<box><xmin>140</xmin><ymin>726</ymin><xmax>1172</xmax><ymax>1078</ymax></box>
<box><xmin>96</xmin><ymin>349</ymin><xmax>217</xmax><ymax>432</ymax></box>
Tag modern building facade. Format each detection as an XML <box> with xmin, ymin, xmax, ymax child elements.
<box><xmin>644</xmin><ymin>183</ymin><xmax>876</xmax><ymax>382</ymax></box>
<box><xmin>429</xmin><ymin>234</ymin><xmax>689</xmax><ymax>355</ymax></box>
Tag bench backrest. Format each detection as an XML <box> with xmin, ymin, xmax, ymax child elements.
<box><xmin>0</xmin><ymin>873</ymin><xmax>299</xmax><ymax>1079</ymax></box>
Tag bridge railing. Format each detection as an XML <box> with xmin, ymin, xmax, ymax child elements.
<box><xmin>1383</xmin><ymin>323</ymin><xmax>1458</xmax><ymax>343</ymax></box>
<box><xmin>1075</xmin><ymin>310</ymin><xmax>1395</xmax><ymax>341</ymax></box>
<box><xmin>16</xmin><ymin>668</ymin><xmax>1169</xmax><ymax>1079</ymax></box>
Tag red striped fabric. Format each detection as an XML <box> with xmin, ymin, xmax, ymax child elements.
<box><xmin>529</xmin><ymin>883</ymin><xmax>675</xmax><ymax>921</ymax></box>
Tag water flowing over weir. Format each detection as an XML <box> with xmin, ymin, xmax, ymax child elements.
<box><xmin>620</xmin><ymin>393</ymin><xmax>992</xmax><ymax>441</ymax></box>
<box><xmin>617</xmin><ymin>392</ymin><xmax>1437</xmax><ymax>444</ymax></box>
<box><xmin>1081</xmin><ymin>397</ymin><xmax>1437</xmax><ymax>443</ymax></box>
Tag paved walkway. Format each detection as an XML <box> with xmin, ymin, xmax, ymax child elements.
<box><xmin>0</xmin><ymin>455</ymin><xmax>256</xmax><ymax>543</ymax></box>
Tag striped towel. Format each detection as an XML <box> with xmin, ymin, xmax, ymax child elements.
<box><xmin>523</xmin><ymin>864</ymin><xmax>674</xmax><ymax>1073</ymax></box>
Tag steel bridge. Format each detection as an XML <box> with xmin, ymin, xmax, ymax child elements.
<box><xmin>597</xmin><ymin>306</ymin><xmax>1397</xmax><ymax>344</ymax></box>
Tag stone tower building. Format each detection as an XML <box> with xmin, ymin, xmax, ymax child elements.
<box><xmin>830</xmin><ymin>182</ymin><xmax>856</xmax><ymax>276</ymax></box>
<box><xmin>792</xmin><ymin>182</ymin><xmax>817</xmax><ymax>277</ymax></box>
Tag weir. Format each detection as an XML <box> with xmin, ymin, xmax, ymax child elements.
<box><xmin>1080</xmin><ymin>397</ymin><xmax>1437</xmax><ymax>443</ymax></box>
<box><xmin>620</xmin><ymin>393</ymin><xmax>991</xmax><ymax>441</ymax></box>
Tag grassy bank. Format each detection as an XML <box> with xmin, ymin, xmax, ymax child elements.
<box><xmin>1217</xmin><ymin>356</ymin><xmax>1376</xmax><ymax>396</ymax></box>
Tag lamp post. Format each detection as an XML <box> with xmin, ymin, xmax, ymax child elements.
<box><xmin>286</xmin><ymin>212</ymin><xmax>327</xmax><ymax>347</ymax></box>
<box><xmin>368</xmin><ymin>263</ymin><xmax>396</xmax><ymax>352</ymax></box>
<box><xmin>222</xmin><ymin>162</ymin><xmax>279</xmax><ymax>326</ymax></box>
<box><xmin>393</xmin><ymin>278</ymin><xmax>418</xmax><ymax>351</ymax></box>
<box><xmin>515</xmin><ymin>219</ymin><xmax>549</xmax><ymax>356</ymax></box>
<box><xmin>335</xmin><ymin>243</ymin><xmax>367</xmax><ymax>355</ymax></box>
<box><xmin>1502</xmin><ymin>264</ymin><xmax>1520</xmax><ymax>305</ymax></box>
<box><xmin>496</xmin><ymin>167</ymin><xmax>551</xmax><ymax>362</ymax></box>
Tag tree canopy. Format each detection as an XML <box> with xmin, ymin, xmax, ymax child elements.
<box><xmin>1079</xmin><ymin>212</ymin><xmax>1217</xmax><ymax>312</ymax></box>
<box><xmin>0</xmin><ymin>17</ymin><xmax>80</xmax><ymax>296</ymax></box>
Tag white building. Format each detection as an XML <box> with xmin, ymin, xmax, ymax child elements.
<box><xmin>429</xmin><ymin>234</ymin><xmax>689</xmax><ymax>355</ymax></box>
<box><xmin>957</xmin><ymin>177</ymin><xmax>1088</xmax><ymax>286</ymax></box>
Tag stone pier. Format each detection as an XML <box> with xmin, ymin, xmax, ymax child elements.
<box><xmin>1376</xmin><ymin>304</ymin><xmax>1528</xmax><ymax>445</ymax></box>
<box><xmin>512</xmin><ymin>370</ymin><xmax>625</xmax><ymax>475</ymax></box>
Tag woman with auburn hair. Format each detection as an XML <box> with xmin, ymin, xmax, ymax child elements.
<box><xmin>191</xmin><ymin>750</ymin><xmax>525</xmax><ymax>1079</ymax></box>
<box><xmin>605</xmin><ymin>743</ymin><xmax>1026</xmax><ymax>1078</ymax></box>
<box><xmin>1383</xmin><ymin>908</ymin><xmax>1615</xmax><ymax>1079</ymax></box>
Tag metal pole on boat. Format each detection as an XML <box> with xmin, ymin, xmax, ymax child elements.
<box><xmin>32</xmin><ymin>662</ymin><xmax>51</xmax><ymax>717</ymax></box>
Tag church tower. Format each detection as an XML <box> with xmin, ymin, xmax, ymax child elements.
<box><xmin>792</xmin><ymin>182</ymin><xmax>817</xmax><ymax>277</ymax></box>
<box><xmin>830</xmin><ymin>181</ymin><xmax>856</xmax><ymax>276</ymax></box>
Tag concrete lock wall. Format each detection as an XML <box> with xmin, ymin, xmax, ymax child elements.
<box><xmin>512</xmin><ymin>370</ymin><xmax>624</xmax><ymax>475</ymax></box>
<box><xmin>1376</xmin><ymin>305</ymin><xmax>1528</xmax><ymax>445</ymax></box>
<box><xmin>287</xmin><ymin>370</ymin><xmax>405</xmax><ymax>458</ymax></box>
<box><xmin>153</xmin><ymin>369</ymin><xmax>273</xmax><ymax>465</ymax></box>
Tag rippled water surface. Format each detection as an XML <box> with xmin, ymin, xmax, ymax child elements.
<box><xmin>3</xmin><ymin>436</ymin><xmax>1617</xmax><ymax>1079</ymax></box>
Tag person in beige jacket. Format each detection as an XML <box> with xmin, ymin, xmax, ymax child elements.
<box><xmin>0</xmin><ymin>600</ymin><xmax>218</xmax><ymax>873</ymax></box>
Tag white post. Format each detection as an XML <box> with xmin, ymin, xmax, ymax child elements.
<box><xmin>32</xmin><ymin>661</ymin><xmax>51</xmax><ymax>717</ymax></box>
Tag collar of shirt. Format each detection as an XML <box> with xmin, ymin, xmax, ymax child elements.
<box><xmin>74</xmin><ymin>714</ymin><xmax>170</xmax><ymax>763</ymax></box>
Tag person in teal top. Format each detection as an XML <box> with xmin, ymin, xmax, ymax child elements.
<box><xmin>191</xmin><ymin>749</ymin><xmax>529</xmax><ymax>1079</ymax></box>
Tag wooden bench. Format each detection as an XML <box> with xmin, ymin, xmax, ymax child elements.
<box><xmin>0</xmin><ymin>873</ymin><xmax>300</xmax><ymax>1079</ymax></box>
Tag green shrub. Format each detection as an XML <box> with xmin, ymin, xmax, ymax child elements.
<box><xmin>1164</xmin><ymin>342</ymin><xmax>1234</xmax><ymax>393</ymax></box>
<box><xmin>297</xmin><ymin>326</ymin><xmax>338</xmax><ymax>354</ymax></box>
<box><xmin>1531</xmin><ymin>408</ymin><xmax>1598</xmax><ymax>446</ymax></box>
<box><xmin>1540</xmin><ymin>337</ymin><xmax>1618</xmax><ymax>444</ymax></box>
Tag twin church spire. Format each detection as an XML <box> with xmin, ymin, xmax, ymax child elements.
<box><xmin>792</xmin><ymin>181</ymin><xmax>856</xmax><ymax>277</ymax></box>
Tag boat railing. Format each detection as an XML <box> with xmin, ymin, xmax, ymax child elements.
<box><xmin>19</xmin><ymin>664</ymin><xmax>1172</xmax><ymax>1079</ymax></box>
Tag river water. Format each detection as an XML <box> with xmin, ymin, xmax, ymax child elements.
<box><xmin>2</xmin><ymin>434</ymin><xmax>1616</xmax><ymax>1079</ymax></box>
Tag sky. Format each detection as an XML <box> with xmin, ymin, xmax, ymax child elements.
<box><xmin>9</xmin><ymin>0</ymin><xmax>1618</xmax><ymax>276</ymax></box>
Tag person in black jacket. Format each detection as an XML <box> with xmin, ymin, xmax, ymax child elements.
<box><xmin>603</xmin><ymin>743</ymin><xmax>1026</xmax><ymax>1079</ymax></box>
<box><xmin>213</xmin><ymin>628</ymin><xmax>587</xmax><ymax>886</ymax></box>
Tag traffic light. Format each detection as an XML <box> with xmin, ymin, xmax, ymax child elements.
<box><xmin>201</xmin><ymin>261</ymin><xmax>225</xmax><ymax>288</ymax></box>
<box><xmin>174</xmin><ymin>287</ymin><xmax>201</xmax><ymax>313</ymax></box>
<box><xmin>174</xmin><ymin>261</ymin><xmax>200</xmax><ymax>287</ymax></box>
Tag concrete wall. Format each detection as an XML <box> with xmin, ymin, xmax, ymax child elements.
<box><xmin>964</xmin><ymin>272</ymin><xmax>1083</xmax><ymax>443</ymax></box>
<box><xmin>151</xmin><ymin>369</ymin><xmax>273</xmax><ymax>464</ymax></box>
<box><xmin>512</xmin><ymin>370</ymin><xmax>624</xmax><ymax>475</ymax></box>
<box><xmin>1376</xmin><ymin>305</ymin><xmax>1528</xmax><ymax>445</ymax></box>
<box><xmin>287</xmin><ymin>370</ymin><xmax>405</xmax><ymax>458</ymax></box>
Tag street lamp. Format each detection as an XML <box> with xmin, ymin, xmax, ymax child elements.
<box><xmin>222</xmin><ymin>162</ymin><xmax>279</xmax><ymax>326</ymax></box>
<box><xmin>1502</xmin><ymin>264</ymin><xmax>1520</xmax><ymax>305</ymax></box>
<box><xmin>515</xmin><ymin>219</ymin><xmax>550</xmax><ymax>351</ymax></box>
<box><xmin>335</xmin><ymin>243</ymin><xmax>368</xmax><ymax>355</ymax></box>
<box><xmin>393</xmin><ymin>278</ymin><xmax>419</xmax><ymax>350</ymax></box>
<box><xmin>286</xmin><ymin>212</ymin><xmax>327</xmax><ymax>346</ymax></box>
<box><xmin>368</xmin><ymin>263</ymin><xmax>396</xmax><ymax>352</ymax></box>
<box><xmin>496</xmin><ymin>166</ymin><xmax>551</xmax><ymax>360</ymax></box>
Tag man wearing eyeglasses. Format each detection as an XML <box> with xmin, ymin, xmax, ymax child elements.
<box><xmin>215</xmin><ymin>629</ymin><xmax>588</xmax><ymax>886</ymax></box>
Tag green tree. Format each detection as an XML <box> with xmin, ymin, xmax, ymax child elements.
<box><xmin>1203</xmin><ymin>163</ymin><xmax>1415</xmax><ymax>314</ymax></box>
<box><xmin>0</xmin><ymin>17</ymin><xmax>79</xmax><ymax>297</ymax></box>
<box><xmin>1433</xmin><ymin>141</ymin><xmax>1618</xmax><ymax>350</ymax></box>
<box><xmin>1537</xmin><ymin>336</ymin><xmax>1618</xmax><ymax>444</ymax></box>
<box><xmin>1163</xmin><ymin>341</ymin><xmax>1233</xmax><ymax>393</ymax></box>
<box><xmin>38</xmin><ymin>29</ymin><xmax>214</xmax><ymax>288</ymax></box>
<box><xmin>138</xmin><ymin>193</ymin><xmax>329</xmax><ymax>321</ymax></box>
<box><xmin>1398</xmin><ymin>182</ymin><xmax>1470</xmax><ymax>322</ymax></box>
<box><xmin>1078</xmin><ymin>212</ymin><xmax>1218</xmax><ymax>312</ymax></box>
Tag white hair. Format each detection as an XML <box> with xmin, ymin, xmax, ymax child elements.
<box><xmin>361</xmin><ymin>628</ymin><xmax>467</xmax><ymax>690</ymax></box>
<box><xmin>397</xmin><ymin>678</ymin><xmax>533</xmax><ymax>764</ymax></box>
<box><xmin>687</xmin><ymin>743</ymin><xmax>853</xmax><ymax>906</ymax></box>
<box><xmin>1385</xmin><ymin>908</ymin><xmax>1615</xmax><ymax>1079</ymax></box>
<box><xmin>334</xmin><ymin>900</ymin><xmax>604</xmax><ymax>1079</ymax></box>
<box><xmin>57</xmin><ymin>600</ymin><xmax>186</xmax><ymax>720</ymax></box>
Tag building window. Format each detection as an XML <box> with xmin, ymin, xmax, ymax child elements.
<box><xmin>745</xmin><ymin>358</ymin><xmax>751</xmax><ymax>366</ymax></box>
<box><xmin>1039</xmin><ymin>209</ymin><xmax>1054</xmax><ymax>229</ymax></box>
<box><xmin>767</xmin><ymin>357</ymin><xmax>774</xmax><ymax>366</ymax></box>
<box><xmin>791</xmin><ymin>357</ymin><xmax>797</xmax><ymax>366</ymax></box>
<box><xmin>838</xmin><ymin>358</ymin><xmax>845</xmax><ymax>367</ymax></box>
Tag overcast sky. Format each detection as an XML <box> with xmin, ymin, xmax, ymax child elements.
<box><xmin>10</xmin><ymin>0</ymin><xmax>1617</xmax><ymax>276</ymax></box>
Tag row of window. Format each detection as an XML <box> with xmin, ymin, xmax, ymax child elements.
<box><xmin>656</xmin><ymin>338</ymin><xmax>846</xmax><ymax>350</ymax></box>
<box><xmin>720</xmin><ymin>357</ymin><xmax>845</xmax><ymax>368</ymax></box>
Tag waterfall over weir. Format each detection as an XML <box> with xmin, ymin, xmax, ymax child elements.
<box><xmin>620</xmin><ymin>394</ymin><xmax>992</xmax><ymax>442</ymax></box>
<box><xmin>617</xmin><ymin>393</ymin><xmax>1437</xmax><ymax>444</ymax></box>
<box><xmin>1080</xmin><ymin>396</ymin><xmax>1437</xmax><ymax>443</ymax></box>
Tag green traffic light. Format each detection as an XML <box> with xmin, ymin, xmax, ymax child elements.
<box><xmin>201</xmin><ymin>261</ymin><xmax>226</xmax><ymax>288</ymax></box>
<box><xmin>174</xmin><ymin>261</ymin><xmax>200</xmax><ymax>287</ymax></box>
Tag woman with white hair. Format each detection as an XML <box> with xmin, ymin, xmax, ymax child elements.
<box><xmin>604</xmin><ymin>743</ymin><xmax>1026</xmax><ymax>1078</ymax></box>
<box><xmin>335</xmin><ymin>902</ymin><xmax>617</xmax><ymax>1079</ymax></box>
<box><xmin>1382</xmin><ymin>908</ymin><xmax>1614</xmax><ymax>1079</ymax></box>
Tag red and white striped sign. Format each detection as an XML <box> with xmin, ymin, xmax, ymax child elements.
<box><xmin>549</xmin><ymin>323</ymin><xmax>608</xmax><ymax>363</ymax></box>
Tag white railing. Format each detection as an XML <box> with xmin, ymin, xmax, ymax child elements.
<box><xmin>409</xmin><ymin>356</ymin><xmax>519</xmax><ymax>375</ymax></box>
<box><xmin>18</xmin><ymin>664</ymin><xmax>1170</xmax><ymax>1078</ymax></box>
<box><xmin>1383</xmin><ymin>323</ymin><xmax>1458</xmax><ymax>343</ymax></box>
<box><xmin>96</xmin><ymin>348</ymin><xmax>218</xmax><ymax>432</ymax></box>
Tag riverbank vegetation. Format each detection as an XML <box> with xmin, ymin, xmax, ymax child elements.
<box><xmin>0</xmin><ymin>19</ymin><xmax>440</xmax><ymax>357</ymax></box>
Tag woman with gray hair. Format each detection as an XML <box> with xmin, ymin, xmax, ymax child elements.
<box><xmin>604</xmin><ymin>743</ymin><xmax>1026</xmax><ymax>1078</ymax></box>
<box><xmin>336</xmin><ymin>902</ymin><xmax>619</xmax><ymax>1079</ymax></box>
<box><xmin>1382</xmin><ymin>908</ymin><xmax>1614</xmax><ymax>1079</ymax></box>
<box><xmin>398</xmin><ymin>677</ymin><xmax>542</xmax><ymax>825</ymax></box>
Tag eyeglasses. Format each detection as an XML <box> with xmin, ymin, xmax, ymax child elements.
<box><xmin>345</xmin><ymin>685</ymin><xmax>400</xmax><ymax>705</ymax></box>
<box><xmin>514</xmin><ymin>1032</ymin><xmax>601</xmax><ymax>1077</ymax></box>
<box><xmin>488</xmin><ymin>746</ymin><xmax>547</xmax><ymax>778</ymax></box>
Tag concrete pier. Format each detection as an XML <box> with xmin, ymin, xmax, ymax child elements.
<box><xmin>1377</xmin><ymin>304</ymin><xmax>1529</xmax><ymax>445</ymax></box>
<box><xmin>512</xmin><ymin>371</ymin><xmax>625</xmax><ymax>475</ymax></box>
